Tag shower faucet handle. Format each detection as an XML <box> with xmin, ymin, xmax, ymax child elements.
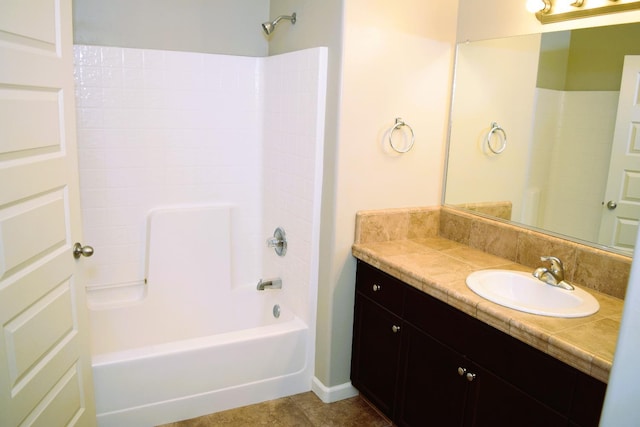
<box><xmin>267</xmin><ymin>237</ymin><xmax>283</xmax><ymax>246</ymax></box>
<box><xmin>267</xmin><ymin>227</ymin><xmax>287</xmax><ymax>256</ymax></box>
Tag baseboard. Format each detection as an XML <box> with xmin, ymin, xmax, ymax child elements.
<box><xmin>311</xmin><ymin>377</ymin><xmax>359</xmax><ymax>403</ymax></box>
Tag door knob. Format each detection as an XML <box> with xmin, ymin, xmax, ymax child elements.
<box><xmin>73</xmin><ymin>242</ymin><xmax>94</xmax><ymax>259</ymax></box>
<box><xmin>606</xmin><ymin>200</ymin><xmax>617</xmax><ymax>210</ymax></box>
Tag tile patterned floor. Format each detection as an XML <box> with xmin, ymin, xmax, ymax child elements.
<box><xmin>157</xmin><ymin>392</ymin><xmax>391</xmax><ymax>427</ymax></box>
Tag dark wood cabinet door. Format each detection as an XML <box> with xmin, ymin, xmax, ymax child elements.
<box><xmin>569</xmin><ymin>373</ymin><xmax>607</xmax><ymax>427</ymax></box>
<box><xmin>395</xmin><ymin>325</ymin><xmax>468</xmax><ymax>427</ymax></box>
<box><xmin>350</xmin><ymin>293</ymin><xmax>403</xmax><ymax>418</ymax></box>
<box><xmin>467</xmin><ymin>362</ymin><xmax>568</xmax><ymax>427</ymax></box>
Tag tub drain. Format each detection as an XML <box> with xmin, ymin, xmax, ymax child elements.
<box><xmin>273</xmin><ymin>304</ymin><xmax>281</xmax><ymax>318</ymax></box>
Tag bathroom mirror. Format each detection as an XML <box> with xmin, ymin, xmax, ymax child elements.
<box><xmin>443</xmin><ymin>22</ymin><xmax>640</xmax><ymax>256</ymax></box>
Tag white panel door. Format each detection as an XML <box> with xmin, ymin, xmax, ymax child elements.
<box><xmin>599</xmin><ymin>56</ymin><xmax>640</xmax><ymax>253</ymax></box>
<box><xmin>0</xmin><ymin>1</ymin><xmax>96</xmax><ymax>426</ymax></box>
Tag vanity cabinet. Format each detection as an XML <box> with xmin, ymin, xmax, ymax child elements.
<box><xmin>350</xmin><ymin>261</ymin><xmax>607</xmax><ymax>427</ymax></box>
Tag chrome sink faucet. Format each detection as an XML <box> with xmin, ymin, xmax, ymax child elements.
<box><xmin>532</xmin><ymin>256</ymin><xmax>574</xmax><ymax>290</ymax></box>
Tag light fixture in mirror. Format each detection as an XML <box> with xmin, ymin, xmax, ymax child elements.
<box><xmin>530</xmin><ymin>0</ymin><xmax>640</xmax><ymax>23</ymax></box>
<box><xmin>527</xmin><ymin>0</ymin><xmax>551</xmax><ymax>14</ymax></box>
<box><xmin>444</xmin><ymin>22</ymin><xmax>640</xmax><ymax>256</ymax></box>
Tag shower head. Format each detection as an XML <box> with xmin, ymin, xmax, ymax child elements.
<box><xmin>261</xmin><ymin>12</ymin><xmax>296</xmax><ymax>36</ymax></box>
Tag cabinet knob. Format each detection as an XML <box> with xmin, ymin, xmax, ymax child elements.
<box><xmin>372</xmin><ymin>284</ymin><xmax>381</xmax><ymax>292</ymax></box>
<box><xmin>391</xmin><ymin>325</ymin><xmax>401</xmax><ymax>333</ymax></box>
<box><xmin>457</xmin><ymin>367</ymin><xmax>467</xmax><ymax>376</ymax></box>
<box><xmin>466</xmin><ymin>372</ymin><xmax>476</xmax><ymax>382</ymax></box>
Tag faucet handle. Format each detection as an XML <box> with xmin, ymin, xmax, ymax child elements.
<box><xmin>267</xmin><ymin>227</ymin><xmax>287</xmax><ymax>257</ymax></box>
<box><xmin>540</xmin><ymin>256</ymin><xmax>564</xmax><ymax>278</ymax></box>
<box><xmin>540</xmin><ymin>255</ymin><xmax>562</xmax><ymax>265</ymax></box>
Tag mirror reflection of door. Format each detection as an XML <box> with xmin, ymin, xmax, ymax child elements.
<box><xmin>599</xmin><ymin>56</ymin><xmax>640</xmax><ymax>254</ymax></box>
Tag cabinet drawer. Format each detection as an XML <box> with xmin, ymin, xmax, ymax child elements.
<box><xmin>356</xmin><ymin>261</ymin><xmax>405</xmax><ymax>314</ymax></box>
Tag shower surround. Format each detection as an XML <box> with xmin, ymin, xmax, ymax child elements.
<box><xmin>73</xmin><ymin>45</ymin><xmax>327</xmax><ymax>424</ymax></box>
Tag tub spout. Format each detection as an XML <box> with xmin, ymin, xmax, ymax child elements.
<box><xmin>257</xmin><ymin>278</ymin><xmax>282</xmax><ymax>290</ymax></box>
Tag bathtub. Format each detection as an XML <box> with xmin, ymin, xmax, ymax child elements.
<box><xmin>87</xmin><ymin>206</ymin><xmax>313</xmax><ymax>426</ymax></box>
<box><xmin>90</xmin><ymin>293</ymin><xmax>310</xmax><ymax>427</ymax></box>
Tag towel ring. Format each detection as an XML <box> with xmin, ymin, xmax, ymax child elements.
<box><xmin>389</xmin><ymin>118</ymin><xmax>415</xmax><ymax>153</ymax></box>
<box><xmin>486</xmin><ymin>122</ymin><xmax>507</xmax><ymax>154</ymax></box>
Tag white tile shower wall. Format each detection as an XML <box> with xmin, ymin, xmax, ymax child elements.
<box><xmin>538</xmin><ymin>89</ymin><xmax>618</xmax><ymax>242</ymax></box>
<box><xmin>526</xmin><ymin>89</ymin><xmax>562</xmax><ymax>227</ymax></box>
<box><xmin>74</xmin><ymin>45</ymin><xmax>263</xmax><ymax>290</ymax></box>
<box><xmin>261</xmin><ymin>48</ymin><xmax>328</xmax><ymax>325</ymax></box>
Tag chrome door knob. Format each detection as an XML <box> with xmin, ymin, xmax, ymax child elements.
<box><xmin>606</xmin><ymin>200</ymin><xmax>618</xmax><ymax>210</ymax></box>
<box><xmin>73</xmin><ymin>242</ymin><xmax>94</xmax><ymax>259</ymax></box>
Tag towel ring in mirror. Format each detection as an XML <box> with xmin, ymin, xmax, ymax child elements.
<box><xmin>486</xmin><ymin>122</ymin><xmax>507</xmax><ymax>154</ymax></box>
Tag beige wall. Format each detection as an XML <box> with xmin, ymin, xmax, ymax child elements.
<box><xmin>72</xmin><ymin>0</ymin><xmax>269</xmax><ymax>56</ymax></box>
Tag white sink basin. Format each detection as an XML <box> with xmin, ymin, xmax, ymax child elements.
<box><xmin>466</xmin><ymin>269</ymin><xmax>599</xmax><ymax>318</ymax></box>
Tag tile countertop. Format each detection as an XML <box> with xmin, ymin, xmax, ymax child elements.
<box><xmin>352</xmin><ymin>236</ymin><xmax>625</xmax><ymax>384</ymax></box>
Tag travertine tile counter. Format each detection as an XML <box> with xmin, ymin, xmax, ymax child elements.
<box><xmin>352</xmin><ymin>208</ymin><xmax>628</xmax><ymax>384</ymax></box>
